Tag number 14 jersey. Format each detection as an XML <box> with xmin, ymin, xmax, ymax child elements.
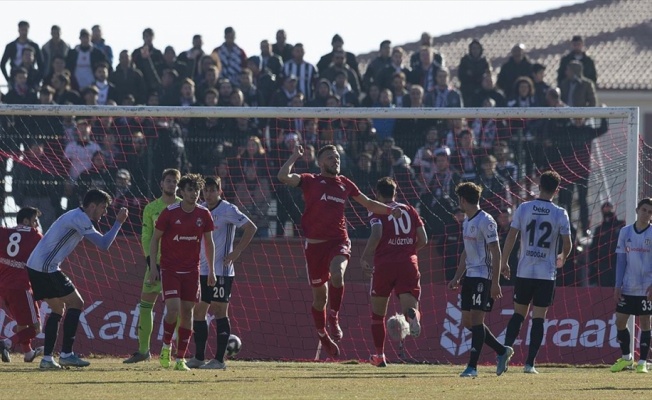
<box><xmin>512</xmin><ymin>198</ymin><xmax>570</xmax><ymax>280</ymax></box>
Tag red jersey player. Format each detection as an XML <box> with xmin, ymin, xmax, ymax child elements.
<box><xmin>278</xmin><ymin>144</ymin><xmax>401</xmax><ymax>358</ymax></box>
<box><xmin>149</xmin><ymin>174</ymin><xmax>215</xmax><ymax>371</ymax></box>
<box><xmin>360</xmin><ymin>177</ymin><xmax>428</xmax><ymax>367</ymax></box>
<box><xmin>0</xmin><ymin>207</ymin><xmax>43</xmax><ymax>363</ymax></box>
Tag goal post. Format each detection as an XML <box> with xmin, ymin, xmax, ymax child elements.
<box><xmin>0</xmin><ymin>104</ymin><xmax>641</xmax><ymax>364</ymax></box>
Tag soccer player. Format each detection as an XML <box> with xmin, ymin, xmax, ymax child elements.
<box><xmin>610</xmin><ymin>198</ymin><xmax>652</xmax><ymax>373</ymax></box>
<box><xmin>278</xmin><ymin>144</ymin><xmax>401</xmax><ymax>358</ymax></box>
<box><xmin>124</xmin><ymin>168</ymin><xmax>181</xmax><ymax>364</ymax></box>
<box><xmin>186</xmin><ymin>176</ymin><xmax>257</xmax><ymax>369</ymax></box>
<box><xmin>26</xmin><ymin>189</ymin><xmax>128</xmax><ymax>369</ymax></box>
<box><xmin>0</xmin><ymin>207</ymin><xmax>43</xmax><ymax>363</ymax></box>
<box><xmin>360</xmin><ymin>177</ymin><xmax>427</xmax><ymax>367</ymax></box>
<box><xmin>500</xmin><ymin>170</ymin><xmax>572</xmax><ymax>374</ymax></box>
<box><xmin>149</xmin><ymin>173</ymin><xmax>215</xmax><ymax>371</ymax></box>
<box><xmin>448</xmin><ymin>182</ymin><xmax>512</xmax><ymax>377</ymax></box>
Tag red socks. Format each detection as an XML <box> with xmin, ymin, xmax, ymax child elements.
<box><xmin>371</xmin><ymin>313</ymin><xmax>386</xmax><ymax>355</ymax></box>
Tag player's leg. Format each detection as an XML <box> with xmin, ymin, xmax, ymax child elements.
<box><xmin>161</xmin><ymin>296</ymin><xmax>180</xmax><ymax>368</ymax></box>
<box><xmin>397</xmin><ymin>263</ymin><xmax>421</xmax><ymax>337</ymax></box>
<box><xmin>187</xmin><ymin>276</ymin><xmax>211</xmax><ymax>368</ymax></box>
<box><xmin>458</xmin><ymin>278</ymin><xmax>477</xmax><ymax>377</ymax></box>
<box><xmin>467</xmin><ymin>309</ymin><xmax>486</xmax><ymax>371</ymax></box>
<box><xmin>41</xmin><ymin>297</ymin><xmax>64</xmax><ymax>367</ymax></box>
<box><xmin>611</xmin><ymin>308</ymin><xmax>634</xmax><ymax>372</ymax></box>
<box><xmin>522</xmin><ymin>305</ymin><xmax>548</xmax><ymax>374</ymax></box>
<box><xmin>328</xmin><ymin>249</ymin><xmax>350</xmax><ymax>341</ymax></box>
<box><xmin>57</xmin><ymin>287</ymin><xmax>90</xmax><ymax>367</ymax></box>
<box><xmin>370</xmin><ymin>296</ymin><xmax>390</xmax><ymax>367</ymax></box>
<box><xmin>203</xmin><ymin>276</ymin><xmax>233</xmax><ymax>369</ymax></box>
<box><xmin>504</xmin><ymin>277</ymin><xmax>533</xmax><ymax>347</ymax></box>
<box><xmin>173</xmin><ymin>300</ymin><xmax>195</xmax><ymax>368</ymax></box>
<box><xmin>2</xmin><ymin>289</ymin><xmax>42</xmax><ymax>362</ymax></box>
<box><xmin>126</xmin><ymin>265</ymin><xmax>161</xmax><ymax>362</ymax></box>
<box><xmin>637</xmin><ymin>315</ymin><xmax>651</xmax><ymax>373</ymax></box>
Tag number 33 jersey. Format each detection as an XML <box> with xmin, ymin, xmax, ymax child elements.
<box><xmin>616</xmin><ymin>223</ymin><xmax>652</xmax><ymax>296</ymax></box>
<box><xmin>512</xmin><ymin>199</ymin><xmax>570</xmax><ymax>280</ymax></box>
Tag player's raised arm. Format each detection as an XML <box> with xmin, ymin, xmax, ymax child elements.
<box><xmin>84</xmin><ymin>207</ymin><xmax>128</xmax><ymax>251</ymax></box>
<box><xmin>361</xmin><ymin>221</ymin><xmax>382</xmax><ymax>276</ymax></box>
<box><xmin>277</xmin><ymin>144</ymin><xmax>304</xmax><ymax>187</ymax></box>
<box><xmin>352</xmin><ymin>193</ymin><xmax>401</xmax><ymax>218</ymax></box>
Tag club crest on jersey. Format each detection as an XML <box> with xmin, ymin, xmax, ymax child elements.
<box><xmin>488</xmin><ymin>223</ymin><xmax>496</xmax><ymax>232</ymax></box>
<box><xmin>196</xmin><ymin>218</ymin><xmax>203</xmax><ymax>227</ymax></box>
<box><xmin>646</xmin><ymin>239</ymin><xmax>651</xmax><ymax>246</ymax></box>
<box><xmin>339</xmin><ymin>184</ymin><xmax>346</xmax><ymax>192</ymax></box>
<box><xmin>477</xmin><ymin>282</ymin><xmax>484</xmax><ymax>293</ymax></box>
<box><xmin>470</xmin><ymin>226</ymin><xmax>476</xmax><ymax>233</ymax></box>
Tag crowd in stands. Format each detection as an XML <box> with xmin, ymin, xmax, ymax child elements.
<box><xmin>0</xmin><ymin>21</ymin><xmax>610</xmax><ymax>285</ymax></box>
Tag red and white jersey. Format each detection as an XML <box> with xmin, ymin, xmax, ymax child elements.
<box><xmin>0</xmin><ymin>226</ymin><xmax>42</xmax><ymax>290</ymax></box>
<box><xmin>299</xmin><ymin>173</ymin><xmax>361</xmax><ymax>240</ymax></box>
<box><xmin>370</xmin><ymin>202</ymin><xmax>423</xmax><ymax>267</ymax></box>
<box><xmin>156</xmin><ymin>203</ymin><xmax>214</xmax><ymax>273</ymax></box>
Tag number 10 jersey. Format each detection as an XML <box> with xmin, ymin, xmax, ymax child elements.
<box><xmin>512</xmin><ymin>198</ymin><xmax>570</xmax><ymax>280</ymax></box>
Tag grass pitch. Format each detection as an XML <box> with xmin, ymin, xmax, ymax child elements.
<box><xmin>1</xmin><ymin>358</ymin><xmax>650</xmax><ymax>399</ymax></box>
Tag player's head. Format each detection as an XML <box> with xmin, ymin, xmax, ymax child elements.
<box><xmin>317</xmin><ymin>144</ymin><xmax>340</xmax><ymax>176</ymax></box>
<box><xmin>17</xmin><ymin>206</ymin><xmax>41</xmax><ymax>229</ymax></box>
<box><xmin>178</xmin><ymin>173</ymin><xmax>205</xmax><ymax>205</ymax></box>
<box><xmin>455</xmin><ymin>182</ymin><xmax>482</xmax><ymax>213</ymax></box>
<box><xmin>202</xmin><ymin>176</ymin><xmax>222</xmax><ymax>204</ymax></box>
<box><xmin>160</xmin><ymin>168</ymin><xmax>181</xmax><ymax>197</ymax></box>
<box><xmin>83</xmin><ymin>189</ymin><xmax>112</xmax><ymax>221</ymax></box>
<box><xmin>539</xmin><ymin>170</ymin><xmax>561</xmax><ymax>195</ymax></box>
<box><xmin>376</xmin><ymin>177</ymin><xmax>397</xmax><ymax>202</ymax></box>
<box><xmin>636</xmin><ymin>198</ymin><xmax>652</xmax><ymax>225</ymax></box>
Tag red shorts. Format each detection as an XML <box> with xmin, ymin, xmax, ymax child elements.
<box><xmin>0</xmin><ymin>288</ymin><xmax>40</xmax><ymax>326</ymax></box>
<box><xmin>304</xmin><ymin>239</ymin><xmax>351</xmax><ymax>287</ymax></box>
<box><xmin>371</xmin><ymin>262</ymin><xmax>421</xmax><ymax>299</ymax></box>
<box><xmin>161</xmin><ymin>269</ymin><xmax>200</xmax><ymax>302</ymax></box>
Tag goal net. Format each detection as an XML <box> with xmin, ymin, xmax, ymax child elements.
<box><xmin>0</xmin><ymin>105</ymin><xmax>640</xmax><ymax>365</ymax></box>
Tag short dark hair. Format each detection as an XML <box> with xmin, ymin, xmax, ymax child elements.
<box><xmin>539</xmin><ymin>170</ymin><xmax>562</xmax><ymax>193</ymax></box>
<box><xmin>12</xmin><ymin>67</ymin><xmax>28</xmax><ymax>77</ymax></box>
<box><xmin>637</xmin><ymin>198</ymin><xmax>652</xmax><ymax>210</ymax></box>
<box><xmin>455</xmin><ymin>182</ymin><xmax>482</xmax><ymax>205</ymax></box>
<box><xmin>380</xmin><ymin>40</ymin><xmax>391</xmax><ymax>48</ymax></box>
<box><xmin>225</xmin><ymin>27</ymin><xmax>235</xmax><ymax>35</ymax></box>
<box><xmin>178</xmin><ymin>173</ymin><xmax>205</xmax><ymax>191</ymax></box>
<box><xmin>317</xmin><ymin>144</ymin><xmax>337</xmax><ymax>159</ymax></box>
<box><xmin>532</xmin><ymin>63</ymin><xmax>546</xmax><ymax>73</ymax></box>
<box><xmin>83</xmin><ymin>189</ymin><xmax>111</xmax><ymax>207</ymax></box>
<box><xmin>17</xmin><ymin>206</ymin><xmax>40</xmax><ymax>224</ymax></box>
<box><xmin>162</xmin><ymin>168</ymin><xmax>181</xmax><ymax>181</ymax></box>
<box><xmin>376</xmin><ymin>177</ymin><xmax>397</xmax><ymax>199</ymax></box>
<box><xmin>143</xmin><ymin>28</ymin><xmax>154</xmax><ymax>36</ymax></box>
<box><xmin>571</xmin><ymin>35</ymin><xmax>583</xmax><ymax>42</ymax></box>
<box><xmin>204</xmin><ymin>176</ymin><xmax>221</xmax><ymax>191</ymax></box>
<box><xmin>18</xmin><ymin>21</ymin><xmax>29</xmax><ymax>28</ymax></box>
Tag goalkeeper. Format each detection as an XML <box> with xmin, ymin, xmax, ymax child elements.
<box><xmin>124</xmin><ymin>169</ymin><xmax>181</xmax><ymax>363</ymax></box>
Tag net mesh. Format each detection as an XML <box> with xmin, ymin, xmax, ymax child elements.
<box><xmin>0</xmin><ymin>107</ymin><xmax>640</xmax><ymax>364</ymax></box>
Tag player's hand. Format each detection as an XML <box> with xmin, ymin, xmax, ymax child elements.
<box><xmin>224</xmin><ymin>249</ymin><xmax>241</xmax><ymax>266</ymax></box>
<box><xmin>390</xmin><ymin>207</ymin><xmax>402</xmax><ymax>219</ymax></box>
<box><xmin>116</xmin><ymin>207</ymin><xmax>129</xmax><ymax>224</ymax></box>
<box><xmin>556</xmin><ymin>254</ymin><xmax>565</xmax><ymax>269</ymax></box>
<box><xmin>207</xmin><ymin>273</ymin><xmax>217</xmax><ymax>287</ymax></box>
<box><xmin>149</xmin><ymin>265</ymin><xmax>160</xmax><ymax>284</ymax></box>
<box><xmin>647</xmin><ymin>286</ymin><xmax>652</xmax><ymax>302</ymax></box>
<box><xmin>501</xmin><ymin>263</ymin><xmax>511</xmax><ymax>280</ymax></box>
<box><xmin>491</xmin><ymin>282</ymin><xmax>502</xmax><ymax>300</ymax></box>
<box><xmin>292</xmin><ymin>144</ymin><xmax>304</xmax><ymax>159</ymax></box>
<box><xmin>448</xmin><ymin>278</ymin><xmax>460</xmax><ymax>290</ymax></box>
<box><xmin>361</xmin><ymin>259</ymin><xmax>373</xmax><ymax>278</ymax></box>
<box><xmin>613</xmin><ymin>288</ymin><xmax>623</xmax><ymax>304</ymax></box>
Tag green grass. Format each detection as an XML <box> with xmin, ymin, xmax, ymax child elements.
<box><xmin>1</xmin><ymin>358</ymin><xmax>650</xmax><ymax>399</ymax></box>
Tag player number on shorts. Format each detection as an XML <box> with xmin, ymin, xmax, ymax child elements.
<box><xmin>213</xmin><ymin>286</ymin><xmax>225</xmax><ymax>298</ymax></box>
<box><xmin>388</xmin><ymin>209</ymin><xmax>411</xmax><ymax>235</ymax></box>
<box><xmin>6</xmin><ymin>232</ymin><xmax>22</xmax><ymax>257</ymax></box>
<box><xmin>525</xmin><ymin>220</ymin><xmax>552</xmax><ymax>248</ymax></box>
<box><xmin>642</xmin><ymin>300</ymin><xmax>652</xmax><ymax>311</ymax></box>
<box><xmin>472</xmin><ymin>293</ymin><xmax>482</xmax><ymax>306</ymax></box>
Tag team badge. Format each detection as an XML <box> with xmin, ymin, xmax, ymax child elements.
<box><xmin>339</xmin><ymin>184</ymin><xmax>346</xmax><ymax>192</ymax></box>
<box><xmin>646</xmin><ymin>239</ymin><xmax>651</xmax><ymax>246</ymax></box>
<box><xmin>196</xmin><ymin>218</ymin><xmax>203</xmax><ymax>227</ymax></box>
<box><xmin>470</xmin><ymin>226</ymin><xmax>476</xmax><ymax>233</ymax></box>
<box><xmin>488</xmin><ymin>223</ymin><xmax>496</xmax><ymax>231</ymax></box>
<box><xmin>477</xmin><ymin>282</ymin><xmax>484</xmax><ymax>293</ymax></box>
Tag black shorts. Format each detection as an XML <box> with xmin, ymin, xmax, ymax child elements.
<box><xmin>513</xmin><ymin>277</ymin><xmax>556</xmax><ymax>308</ymax></box>
<box><xmin>200</xmin><ymin>275</ymin><xmax>234</xmax><ymax>304</ymax></box>
<box><xmin>27</xmin><ymin>269</ymin><xmax>75</xmax><ymax>301</ymax></box>
<box><xmin>616</xmin><ymin>295</ymin><xmax>652</xmax><ymax>316</ymax></box>
<box><xmin>461</xmin><ymin>277</ymin><xmax>494</xmax><ymax>312</ymax></box>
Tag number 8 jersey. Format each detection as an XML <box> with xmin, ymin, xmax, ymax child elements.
<box><xmin>512</xmin><ymin>198</ymin><xmax>571</xmax><ymax>280</ymax></box>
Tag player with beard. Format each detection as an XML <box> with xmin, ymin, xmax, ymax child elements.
<box><xmin>278</xmin><ymin>144</ymin><xmax>401</xmax><ymax>358</ymax></box>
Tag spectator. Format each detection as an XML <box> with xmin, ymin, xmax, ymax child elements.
<box><xmin>282</xmin><ymin>43</ymin><xmax>318</xmax><ymax>99</ymax></box>
<box><xmin>392</xmin><ymin>85</ymin><xmax>431</xmax><ymax>159</ymax></box>
<box><xmin>149</xmin><ymin>118</ymin><xmax>189</xmax><ymax>191</ymax></box>
<box><xmin>74</xmin><ymin>150</ymin><xmax>116</xmax><ymax>206</ymax></box>
<box><xmin>306</xmin><ymin>78</ymin><xmax>331</xmax><ymax>107</ymax></box>
<box><xmin>1</xmin><ymin>21</ymin><xmax>43</xmax><ymax>85</ymax></box>
<box><xmin>110</xmin><ymin>50</ymin><xmax>147</xmax><ymax>104</ymax></box>
<box><xmin>401</xmin><ymin>82</ymin><xmax>425</xmax><ymax>108</ymax></box>
<box><xmin>177</xmin><ymin>34</ymin><xmax>205</xmax><ymax>81</ymax></box>
<box><xmin>321</xmin><ymin>49</ymin><xmax>361</xmax><ymax>96</ymax></box>
<box><xmin>259</xmin><ymin>39</ymin><xmax>283</xmax><ymax>78</ymax></box>
<box><xmin>560</xmin><ymin>60</ymin><xmax>597</xmax><ymax>107</ymax></box>
<box><xmin>422</xmin><ymin>147</ymin><xmax>461</xmax><ymax>239</ymax></box>
<box><xmin>474</xmin><ymin>97</ymin><xmax>508</xmax><ymax>152</ymax></box>
<box><xmin>371</xmin><ymin>89</ymin><xmax>395</xmax><ymax>140</ymax></box>
<box><xmin>122</xmin><ymin>131</ymin><xmax>150</xmax><ymax>196</ymax></box>
<box><xmin>457</xmin><ymin>39</ymin><xmax>490</xmax><ymax>107</ymax></box>
<box><xmin>42</xmin><ymin>54</ymin><xmax>67</xmax><ymax>86</ymax></box>
<box><xmin>247</xmin><ymin>56</ymin><xmax>277</xmax><ymax>107</ymax></box>
<box><xmin>64</xmin><ymin>118</ymin><xmax>102</xmax><ymax>181</ymax></box>
<box><xmin>158</xmin><ymin>68</ymin><xmax>181</xmax><ymax>105</ymax></box>
<box><xmin>81</xmin><ymin>85</ymin><xmax>99</xmax><ymax>106</ymax></box>
<box><xmin>110</xmin><ymin>168</ymin><xmax>143</xmax><ymax>235</ymax></box>
<box><xmin>412</xmin><ymin>127</ymin><xmax>441</xmax><ymax>186</ymax></box>
<box><xmin>217</xmin><ymin>78</ymin><xmax>234</xmax><ymax>106</ymax></box>
<box><xmin>425</xmin><ymin>68</ymin><xmax>463</xmax><ymax>108</ymax></box>
<box><xmin>92</xmin><ymin>62</ymin><xmax>118</xmax><ymax>105</ymax></box>
<box><xmin>159</xmin><ymin>46</ymin><xmax>189</xmax><ymax>80</ymax></box>
<box><xmin>438</xmin><ymin>207</ymin><xmax>465</xmax><ymax>281</ymax></box>
<box><xmin>131</xmin><ymin>28</ymin><xmax>164</xmax><ymax>93</ymax></box>
<box><xmin>213</xmin><ymin>27</ymin><xmax>247</xmax><ymax>87</ymax></box>
<box><xmin>14</xmin><ymin>46</ymin><xmax>42</xmax><ymax>90</ymax></box>
<box><xmin>474</xmin><ymin>154</ymin><xmax>511</xmax><ymax>218</ymax></box>
<box><xmin>360</xmin><ymin>83</ymin><xmax>381</xmax><ymax>107</ymax></box>
<box><xmin>390</xmin><ymin>71</ymin><xmax>408</xmax><ymax>107</ymax></box>
<box><xmin>235</xmin><ymin>165</ymin><xmax>271</xmax><ymax>238</ymax></box>
<box><xmin>472</xmin><ymin>72</ymin><xmax>506</xmax><ymax>108</ymax></box>
<box><xmin>450</xmin><ymin>129</ymin><xmax>481</xmax><ymax>181</ymax></box>
<box><xmin>410</xmin><ymin>33</ymin><xmax>444</xmax><ymax>84</ymax></box>
<box><xmin>52</xmin><ymin>72</ymin><xmax>82</xmax><ymax>105</ymax></box>
<box><xmin>492</xmin><ymin>140</ymin><xmax>519</xmax><ymax>196</ymax></box>
<box><xmin>2</xmin><ymin>67</ymin><xmax>37</xmax><ymax>104</ymax></box>
<box><xmin>317</xmin><ymin>34</ymin><xmax>360</xmax><ymax>81</ymax></box>
<box><xmin>376</xmin><ymin>47</ymin><xmax>411</xmax><ymax>91</ymax></box>
<box><xmin>531</xmin><ymin>63</ymin><xmax>550</xmax><ymax>107</ymax></box>
<box><xmin>197</xmin><ymin>65</ymin><xmax>219</xmax><ymax>101</ymax></box>
<box><xmin>272</xmin><ymin>29</ymin><xmax>293</xmax><ymax>62</ymax></box>
<box><xmin>271</xmin><ymin>74</ymin><xmax>299</xmax><ymax>107</ymax></box>
<box><xmin>497</xmin><ymin>44</ymin><xmax>533</xmax><ymax>99</ymax></box>
<box><xmin>66</xmin><ymin>29</ymin><xmax>107</xmax><ymax>90</ymax></box>
<box><xmin>91</xmin><ymin>25</ymin><xmax>114</xmax><ymax>67</ymax></box>
<box><xmin>588</xmin><ymin>201</ymin><xmax>625</xmax><ymax>287</ymax></box>
<box><xmin>331</xmin><ymin>70</ymin><xmax>359</xmax><ymax>107</ymax></box>
<box><xmin>41</xmin><ymin>25</ymin><xmax>69</xmax><ymax>78</ymax></box>
<box><xmin>362</xmin><ymin>40</ymin><xmax>391</xmax><ymax>91</ymax></box>
<box><xmin>557</xmin><ymin>35</ymin><xmax>597</xmax><ymax>86</ymax></box>
<box><xmin>389</xmin><ymin>147</ymin><xmax>423</xmax><ymax>206</ymax></box>
<box><xmin>442</xmin><ymin>118</ymin><xmax>467</xmax><ymax>150</ymax></box>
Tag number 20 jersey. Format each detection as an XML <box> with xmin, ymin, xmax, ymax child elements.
<box><xmin>512</xmin><ymin>199</ymin><xmax>570</xmax><ymax>280</ymax></box>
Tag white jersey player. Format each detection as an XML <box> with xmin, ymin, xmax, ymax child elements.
<box><xmin>189</xmin><ymin>176</ymin><xmax>257</xmax><ymax>370</ymax></box>
<box><xmin>501</xmin><ymin>171</ymin><xmax>572</xmax><ymax>374</ymax></box>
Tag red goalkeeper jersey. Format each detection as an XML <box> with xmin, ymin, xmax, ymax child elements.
<box><xmin>0</xmin><ymin>226</ymin><xmax>42</xmax><ymax>290</ymax></box>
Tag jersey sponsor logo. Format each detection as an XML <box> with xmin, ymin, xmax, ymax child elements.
<box><xmin>320</xmin><ymin>193</ymin><xmax>346</xmax><ymax>204</ymax></box>
<box><xmin>532</xmin><ymin>205</ymin><xmax>551</xmax><ymax>215</ymax></box>
<box><xmin>320</xmin><ymin>180</ymin><xmax>326</xmax><ymax>184</ymax></box>
<box><xmin>173</xmin><ymin>235</ymin><xmax>199</xmax><ymax>242</ymax></box>
<box><xmin>387</xmin><ymin>237</ymin><xmax>414</xmax><ymax>245</ymax></box>
<box><xmin>311</xmin><ymin>278</ymin><xmax>322</xmax><ymax>284</ymax></box>
<box><xmin>175</xmin><ymin>219</ymin><xmax>181</xmax><ymax>224</ymax></box>
<box><xmin>338</xmin><ymin>184</ymin><xmax>346</xmax><ymax>192</ymax></box>
<box><xmin>196</xmin><ymin>218</ymin><xmax>203</xmax><ymax>227</ymax></box>
<box><xmin>625</xmin><ymin>246</ymin><xmax>650</xmax><ymax>253</ymax></box>
<box><xmin>0</xmin><ymin>256</ymin><xmax>26</xmax><ymax>269</ymax></box>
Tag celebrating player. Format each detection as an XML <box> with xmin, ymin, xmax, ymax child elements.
<box><xmin>124</xmin><ymin>168</ymin><xmax>181</xmax><ymax>364</ymax></box>
<box><xmin>26</xmin><ymin>189</ymin><xmax>128</xmax><ymax>369</ymax></box>
<box><xmin>448</xmin><ymin>182</ymin><xmax>512</xmax><ymax>377</ymax></box>
<box><xmin>185</xmin><ymin>176</ymin><xmax>257</xmax><ymax>369</ymax></box>
<box><xmin>149</xmin><ymin>173</ymin><xmax>215</xmax><ymax>371</ymax></box>
<box><xmin>0</xmin><ymin>207</ymin><xmax>43</xmax><ymax>363</ymax></box>
<box><xmin>501</xmin><ymin>170</ymin><xmax>571</xmax><ymax>374</ymax></box>
<box><xmin>360</xmin><ymin>177</ymin><xmax>427</xmax><ymax>367</ymax></box>
<box><xmin>610</xmin><ymin>198</ymin><xmax>652</xmax><ymax>373</ymax></box>
<box><xmin>278</xmin><ymin>144</ymin><xmax>401</xmax><ymax>358</ymax></box>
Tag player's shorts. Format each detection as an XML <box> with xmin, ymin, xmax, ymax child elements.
<box><xmin>616</xmin><ymin>295</ymin><xmax>652</xmax><ymax>316</ymax></box>
<box><xmin>142</xmin><ymin>265</ymin><xmax>162</xmax><ymax>294</ymax></box>
<box><xmin>0</xmin><ymin>288</ymin><xmax>40</xmax><ymax>326</ymax></box>
<box><xmin>161</xmin><ymin>269</ymin><xmax>200</xmax><ymax>303</ymax></box>
<box><xmin>27</xmin><ymin>269</ymin><xmax>75</xmax><ymax>301</ymax></box>
<box><xmin>371</xmin><ymin>261</ymin><xmax>421</xmax><ymax>299</ymax></box>
<box><xmin>200</xmin><ymin>275</ymin><xmax>234</xmax><ymax>304</ymax></box>
<box><xmin>461</xmin><ymin>277</ymin><xmax>494</xmax><ymax>312</ymax></box>
<box><xmin>513</xmin><ymin>277</ymin><xmax>556</xmax><ymax>308</ymax></box>
<box><xmin>304</xmin><ymin>238</ymin><xmax>351</xmax><ymax>287</ymax></box>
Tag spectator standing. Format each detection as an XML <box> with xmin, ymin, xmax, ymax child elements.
<box><xmin>41</xmin><ymin>25</ymin><xmax>69</xmax><ymax>78</ymax></box>
<box><xmin>283</xmin><ymin>43</ymin><xmax>318</xmax><ymax>100</ymax></box>
<box><xmin>458</xmin><ymin>39</ymin><xmax>490</xmax><ymax>107</ymax></box>
<box><xmin>131</xmin><ymin>28</ymin><xmax>164</xmax><ymax>93</ymax></box>
<box><xmin>178</xmin><ymin>34</ymin><xmax>205</xmax><ymax>81</ymax></box>
<box><xmin>272</xmin><ymin>29</ymin><xmax>293</xmax><ymax>62</ymax></box>
<box><xmin>496</xmin><ymin>44</ymin><xmax>532</xmax><ymax>100</ymax></box>
<box><xmin>214</xmin><ymin>27</ymin><xmax>247</xmax><ymax>88</ymax></box>
<box><xmin>559</xmin><ymin>60</ymin><xmax>597</xmax><ymax>107</ymax></box>
<box><xmin>1</xmin><ymin>21</ymin><xmax>43</xmax><ymax>86</ymax></box>
<box><xmin>588</xmin><ymin>201</ymin><xmax>625</xmax><ymax>287</ymax></box>
<box><xmin>557</xmin><ymin>35</ymin><xmax>597</xmax><ymax>86</ymax></box>
<box><xmin>91</xmin><ymin>25</ymin><xmax>113</xmax><ymax>67</ymax></box>
<box><xmin>110</xmin><ymin>50</ymin><xmax>147</xmax><ymax>105</ymax></box>
<box><xmin>317</xmin><ymin>34</ymin><xmax>360</xmax><ymax>82</ymax></box>
<box><xmin>66</xmin><ymin>29</ymin><xmax>107</xmax><ymax>90</ymax></box>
